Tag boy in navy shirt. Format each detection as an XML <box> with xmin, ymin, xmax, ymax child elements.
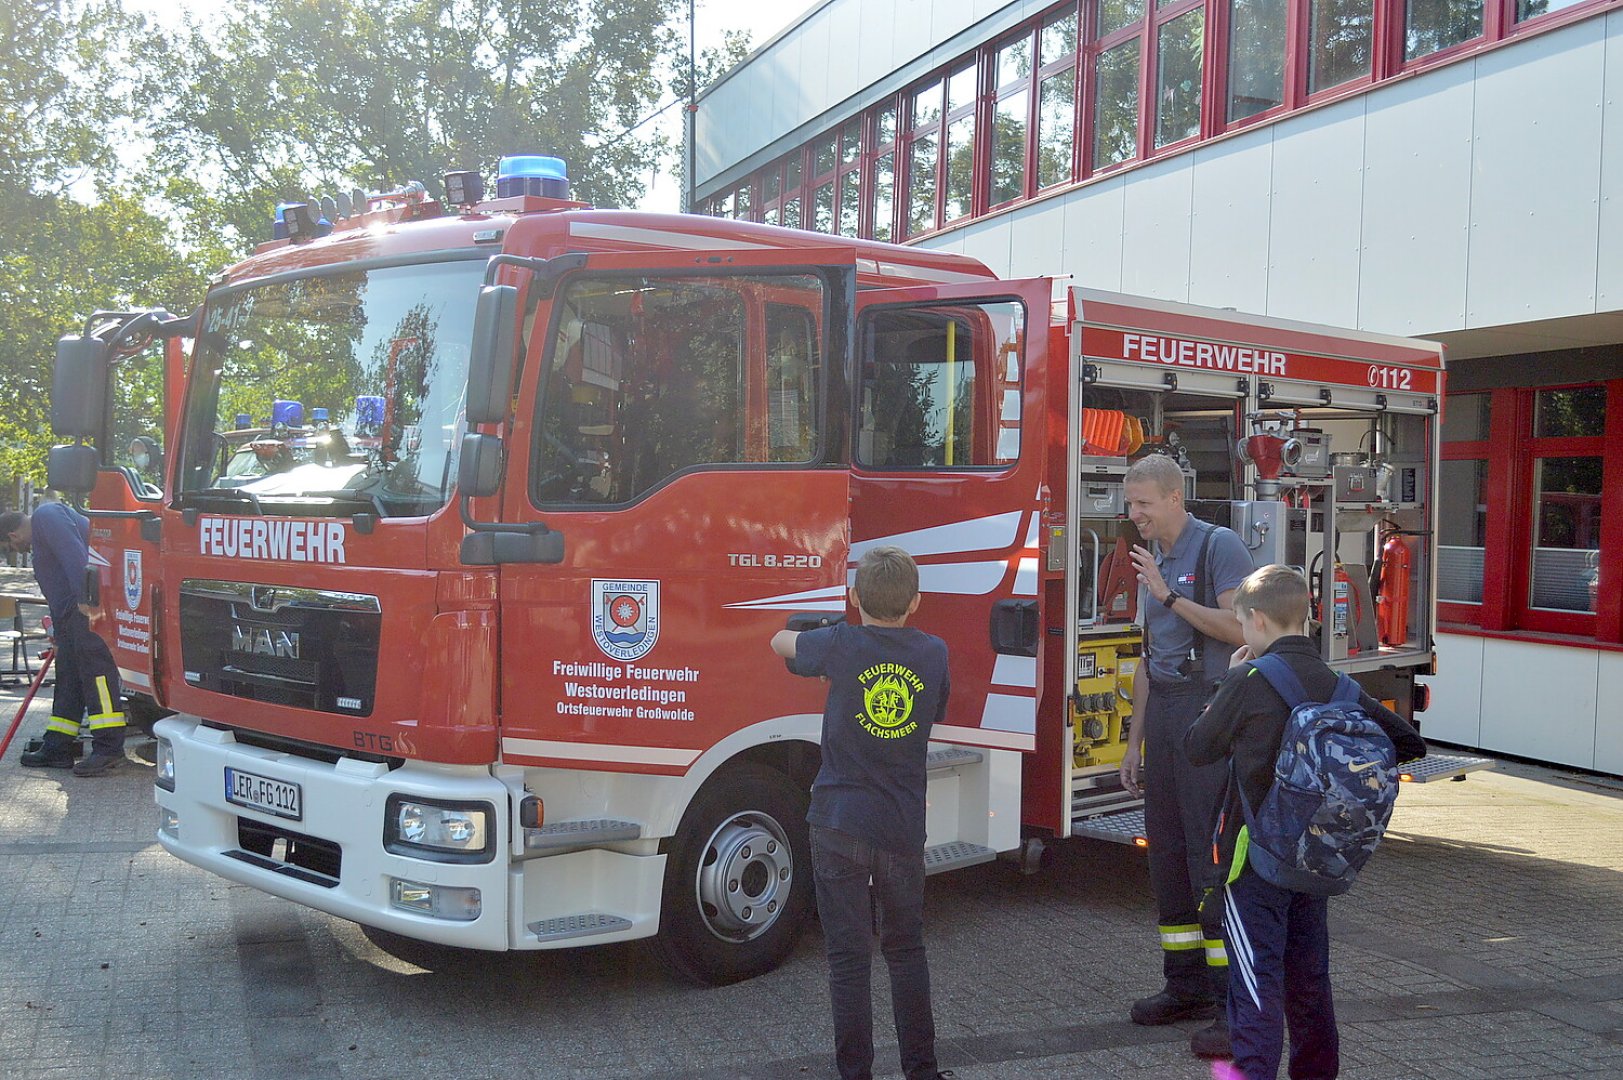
<box><xmin>772</xmin><ymin>546</ymin><xmax>952</xmax><ymax>1080</ymax></box>
<box><xmin>1185</xmin><ymin>565</ymin><xmax>1424</xmax><ymax>1080</ymax></box>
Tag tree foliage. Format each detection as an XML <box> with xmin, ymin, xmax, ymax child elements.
<box><xmin>1</xmin><ymin>0</ymin><xmax>690</xmax><ymax>496</ymax></box>
<box><xmin>136</xmin><ymin>0</ymin><xmax>680</xmax><ymax>244</ymax></box>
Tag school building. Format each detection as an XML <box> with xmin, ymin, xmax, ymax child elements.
<box><xmin>689</xmin><ymin>0</ymin><xmax>1623</xmax><ymax>773</ymax></box>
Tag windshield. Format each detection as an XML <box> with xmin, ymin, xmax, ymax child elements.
<box><xmin>177</xmin><ymin>259</ymin><xmax>484</xmax><ymax>518</ymax></box>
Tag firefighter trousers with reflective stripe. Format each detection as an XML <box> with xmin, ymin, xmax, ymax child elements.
<box><xmin>1144</xmin><ymin>679</ymin><xmax>1228</xmax><ymax>1000</ymax></box>
<box><xmin>45</xmin><ymin>607</ymin><xmax>124</xmax><ymax>753</ymax></box>
<box><xmin>1222</xmin><ymin>866</ymin><xmax>1338</xmax><ymax>1080</ymax></box>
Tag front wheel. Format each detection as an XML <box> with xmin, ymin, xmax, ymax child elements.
<box><xmin>654</xmin><ymin>764</ymin><xmax>812</xmax><ymax>985</ymax></box>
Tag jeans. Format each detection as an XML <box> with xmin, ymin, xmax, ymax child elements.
<box><xmin>810</xmin><ymin>825</ymin><xmax>939</xmax><ymax>1080</ymax></box>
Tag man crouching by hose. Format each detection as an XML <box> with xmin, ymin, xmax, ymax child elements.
<box><xmin>1116</xmin><ymin>455</ymin><xmax>1252</xmax><ymax>1059</ymax></box>
<box><xmin>1</xmin><ymin>504</ymin><xmax>126</xmax><ymax>776</ymax></box>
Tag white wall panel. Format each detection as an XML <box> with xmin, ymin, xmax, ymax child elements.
<box><xmin>768</xmin><ymin>33</ymin><xmax>802</xmax><ymax>150</ymax></box>
<box><xmin>1420</xmin><ymin>632</ymin><xmax>1484</xmax><ymax>747</ymax></box>
<box><xmin>1358</xmin><ymin>60</ymin><xmax>1474</xmax><ymax>335</ymax></box>
<box><xmin>1187</xmin><ymin>129</ymin><xmax>1274</xmax><ymax>314</ymax></box>
<box><xmin>796</xmin><ymin>14</ymin><xmax>833</xmax><ymax>128</ymax></box>
<box><xmin>931</xmin><ymin>0</ymin><xmax>980</xmax><ymax>57</ymax></box>
<box><xmin>854</xmin><ymin>0</ymin><xmax>899</xmax><ymax>85</ymax></box>
<box><xmin>1594</xmin><ymin>650</ymin><xmax>1623</xmax><ymax>774</ymax></box>
<box><xmin>1266</xmin><ymin>98</ymin><xmax>1366</xmax><ymax>328</ymax></box>
<box><xmin>1119</xmin><ymin>156</ymin><xmax>1194</xmax><ymax>302</ymax></box>
<box><xmin>1466</xmin><ymin>23</ymin><xmax>1604</xmax><ymax>327</ymax></box>
<box><xmin>1007</xmin><ymin>200</ymin><xmax>1065</xmax><ymax>281</ymax></box>
<box><xmin>956</xmin><ymin>220</ymin><xmax>1014</xmax><ymax>277</ymax></box>
<box><xmin>892</xmin><ymin>0</ymin><xmax>935</xmax><ymax>72</ymax></box>
<box><xmin>826</xmin><ymin>0</ymin><xmax>865</xmax><ymax>102</ymax></box>
<box><xmin>1478</xmin><ymin>638</ymin><xmax>1598</xmax><ymax>770</ymax></box>
<box><xmin>1060</xmin><ymin>178</ymin><xmax>1126</xmax><ymax>291</ymax></box>
<box><xmin>1597</xmin><ymin>11</ymin><xmax>1623</xmax><ymax>312</ymax></box>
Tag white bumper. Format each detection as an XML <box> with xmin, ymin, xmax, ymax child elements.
<box><xmin>152</xmin><ymin>715</ymin><xmax>664</xmax><ymax>951</ymax></box>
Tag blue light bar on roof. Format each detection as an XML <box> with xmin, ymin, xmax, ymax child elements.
<box><xmin>496</xmin><ymin>155</ymin><xmax>569</xmax><ymax>200</ymax></box>
<box><xmin>272</xmin><ymin>400</ymin><xmax>304</xmax><ymax>428</ymax></box>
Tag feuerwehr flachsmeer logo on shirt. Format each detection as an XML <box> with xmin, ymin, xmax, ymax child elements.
<box><xmin>857</xmin><ymin>662</ymin><xmax>925</xmax><ymax>740</ymax></box>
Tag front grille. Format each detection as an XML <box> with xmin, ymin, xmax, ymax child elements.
<box><xmin>180</xmin><ymin>579</ymin><xmax>381</xmax><ymax>715</ymax></box>
<box><xmin>231</xmin><ymin>818</ymin><xmax>342</xmax><ymax>886</ymax></box>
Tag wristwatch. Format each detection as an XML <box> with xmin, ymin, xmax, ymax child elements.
<box><xmin>1162</xmin><ymin>589</ymin><xmax>1182</xmax><ymax>609</ymax></box>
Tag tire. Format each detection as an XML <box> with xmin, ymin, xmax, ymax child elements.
<box><xmin>654</xmin><ymin>763</ymin><xmax>813</xmax><ymax>986</ymax></box>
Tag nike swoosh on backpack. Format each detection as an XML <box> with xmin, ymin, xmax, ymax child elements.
<box><xmin>1347</xmin><ymin>760</ymin><xmax>1380</xmax><ymax>773</ymax></box>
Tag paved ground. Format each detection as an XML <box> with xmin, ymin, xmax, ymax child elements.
<box><xmin>1</xmin><ymin>645</ymin><xmax>1621</xmax><ymax>1078</ymax></box>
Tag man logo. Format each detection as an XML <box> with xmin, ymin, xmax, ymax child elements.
<box><xmin>232</xmin><ymin>626</ymin><xmax>301</xmax><ymax>659</ymax></box>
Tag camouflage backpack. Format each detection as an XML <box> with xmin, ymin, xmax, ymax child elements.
<box><xmin>1239</xmin><ymin>654</ymin><xmax>1399</xmax><ymax>897</ymax></box>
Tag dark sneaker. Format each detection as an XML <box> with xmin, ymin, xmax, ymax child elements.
<box><xmin>1190</xmin><ymin>1015</ymin><xmax>1232</xmax><ymax>1058</ymax></box>
<box><xmin>1130</xmin><ymin>989</ymin><xmax>1215</xmax><ymax>1026</ymax></box>
<box><xmin>20</xmin><ymin>746</ymin><xmax>76</xmax><ymax>768</ymax></box>
<box><xmin>71</xmin><ymin>751</ymin><xmax>124</xmax><ymax>777</ymax></box>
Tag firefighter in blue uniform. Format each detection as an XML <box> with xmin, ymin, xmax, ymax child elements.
<box><xmin>1</xmin><ymin>503</ymin><xmax>127</xmax><ymax>775</ymax></box>
<box><xmin>1117</xmin><ymin>454</ymin><xmax>1254</xmax><ymax>1059</ymax></box>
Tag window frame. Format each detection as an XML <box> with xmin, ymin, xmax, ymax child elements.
<box><xmin>528</xmin><ymin>265</ymin><xmax>839</xmax><ymax>511</ymax></box>
<box><xmin>852</xmin><ymin>295</ymin><xmax>1029</xmax><ymax>473</ymax></box>
<box><xmin>1440</xmin><ymin>381</ymin><xmax>1623</xmax><ymax>645</ymax></box>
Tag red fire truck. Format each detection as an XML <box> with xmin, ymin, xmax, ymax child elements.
<box><xmin>49</xmin><ymin>159</ymin><xmax>1485</xmax><ymax>985</ymax></box>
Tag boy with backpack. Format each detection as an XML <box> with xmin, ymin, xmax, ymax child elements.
<box><xmin>771</xmin><ymin>546</ymin><xmax>953</xmax><ymax>1080</ymax></box>
<box><xmin>1184</xmin><ymin>564</ymin><xmax>1426</xmax><ymax>1080</ymax></box>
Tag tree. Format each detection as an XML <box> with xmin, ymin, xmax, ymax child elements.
<box><xmin>137</xmin><ymin>0</ymin><xmax>682</xmax><ymax>246</ymax></box>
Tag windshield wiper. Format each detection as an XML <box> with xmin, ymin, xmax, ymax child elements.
<box><xmin>182</xmin><ymin>487</ymin><xmax>265</xmax><ymax>514</ymax></box>
<box><xmin>298</xmin><ymin>490</ymin><xmax>389</xmax><ymax>521</ymax></box>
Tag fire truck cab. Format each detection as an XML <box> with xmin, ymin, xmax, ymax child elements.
<box><xmin>47</xmin><ymin>162</ymin><xmax>1480</xmax><ymax>985</ymax></box>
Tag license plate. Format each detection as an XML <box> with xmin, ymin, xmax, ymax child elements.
<box><xmin>224</xmin><ymin>767</ymin><xmax>303</xmax><ymax>821</ymax></box>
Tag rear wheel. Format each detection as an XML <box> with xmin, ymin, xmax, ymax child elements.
<box><xmin>655</xmin><ymin>764</ymin><xmax>812</xmax><ymax>985</ymax></box>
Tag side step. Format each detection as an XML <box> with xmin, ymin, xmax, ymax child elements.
<box><xmin>1072</xmin><ymin>753</ymin><xmax>1496</xmax><ymax>847</ymax></box>
<box><xmin>927</xmin><ymin>746</ymin><xmax>984</xmax><ymax>771</ymax></box>
<box><xmin>528</xmin><ymin>913</ymin><xmax>633</xmax><ymax>943</ymax></box>
<box><xmin>1400</xmin><ymin>752</ymin><xmax>1495</xmax><ymax>783</ymax></box>
<box><xmin>523</xmin><ymin>819</ymin><xmax>641</xmax><ymax>852</ymax></box>
<box><xmin>923</xmin><ymin>840</ymin><xmax>997</xmax><ymax>875</ymax></box>
<box><xmin>1073</xmin><ymin>806</ymin><xmax>1148</xmax><ymax>847</ymax></box>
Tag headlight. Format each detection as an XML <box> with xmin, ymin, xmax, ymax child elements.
<box><xmin>155</xmin><ymin>738</ymin><xmax>175</xmax><ymax>791</ymax></box>
<box><xmin>383</xmin><ymin>795</ymin><xmax>494</xmax><ymax>862</ymax></box>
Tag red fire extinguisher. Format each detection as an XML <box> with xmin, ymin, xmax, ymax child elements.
<box><xmin>1378</xmin><ymin>533</ymin><xmax>1411</xmax><ymax>646</ymax></box>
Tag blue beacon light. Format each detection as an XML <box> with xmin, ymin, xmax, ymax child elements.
<box><xmin>496</xmin><ymin>155</ymin><xmax>570</xmax><ymax>200</ymax></box>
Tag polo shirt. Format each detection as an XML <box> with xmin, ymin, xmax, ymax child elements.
<box><xmin>1142</xmin><ymin>516</ymin><xmax>1254</xmax><ymax>683</ymax></box>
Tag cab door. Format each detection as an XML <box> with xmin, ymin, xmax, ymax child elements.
<box><xmin>495</xmin><ymin>248</ymin><xmax>856</xmax><ymax>775</ymax></box>
<box><xmin>89</xmin><ymin>333</ymin><xmax>187</xmax><ymax>716</ymax></box>
<box><xmin>849</xmin><ymin>279</ymin><xmax>1052</xmax><ymax>773</ymax></box>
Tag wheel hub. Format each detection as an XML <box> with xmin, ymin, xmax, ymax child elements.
<box><xmin>695</xmin><ymin>811</ymin><xmax>793</xmax><ymax>942</ymax></box>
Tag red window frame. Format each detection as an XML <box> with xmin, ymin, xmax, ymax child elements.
<box><xmin>902</xmin><ymin>74</ymin><xmax>946</xmax><ymax>237</ymax></box>
<box><xmin>1440</xmin><ymin>382</ymin><xmax>1623</xmax><ymax>646</ymax></box>
<box><xmin>869</xmin><ymin>99</ymin><xmax>901</xmax><ymax>241</ymax></box>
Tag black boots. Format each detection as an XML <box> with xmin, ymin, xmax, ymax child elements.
<box><xmin>20</xmin><ymin>732</ymin><xmax>78</xmax><ymax>769</ymax></box>
<box><xmin>71</xmin><ymin>727</ymin><xmax>125</xmax><ymax>776</ymax></box>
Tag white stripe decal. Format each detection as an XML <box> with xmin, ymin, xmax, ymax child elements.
<box><xmin>980</xmin><ymin>693</ymin><xmax>1036</xmax><ymax>735</ymax></box>
<box><xmin>991</xmin><ymin>654</ymin><xmax>1036</xmax><ymax>689</ymax></box>
<box><xmin>502</xmin><ymin>739</ymin><xmax>701</xmax><ymax>767</ymax></box>
<box><xmin>88</xmin><ymin>547</ymin><xmax>112</xmax><ymax>568</ymax></box>
<box><xmin>917</xmin><ymin>561</ymin><xmax>1007</xmax><ymax>596</ymax></box>
<box><xmin>1013</xmin><ymin>557</ymin><xmax>1039</xmax><ymax>596</ymax></box>
<box><xmin>930</xmin><ymin>723</ymin><xmax>1034</xmax><ymax>751</ymax></box>
<box><xmin>851</xmin><ymin>510</ymin><xmax>1023</xmax><ymax>560</ymax></box>
<box><xmin>567</xmin><ymin>221</ymin><xmax>776</xmax><ymax>251</ymax></box>
<box><xmin>117</xmin><ymin>667</ymin><xmax>151</xmax><ymax>689</ymax></box>
<box><xmin>1025</xmin><ymin>512</ymin><xmax>1041</xmax><ymax>549</ymax></box>
<box><xmin>724</xmin><ymin>585</ymin><xmax>847</xmax><ymax>611</ymax></box>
